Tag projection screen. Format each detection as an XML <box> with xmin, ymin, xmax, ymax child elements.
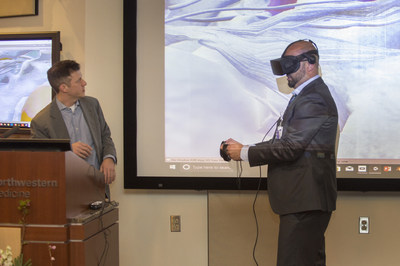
<box><xmin>124</xmin><ymin>0</ymin><xmax>400</xmax><ymax>190</ymax></box>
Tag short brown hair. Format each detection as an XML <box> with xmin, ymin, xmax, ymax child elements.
<box><xmin>47</xmin><ymin>60</ymin><xmax>80</xmax><ymax>93</ymax></box>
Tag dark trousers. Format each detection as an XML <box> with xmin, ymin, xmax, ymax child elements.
<box><xmin>277</xmin><ymin>210</ymin><xmax>332</xmax><ymax>266</ymax></box>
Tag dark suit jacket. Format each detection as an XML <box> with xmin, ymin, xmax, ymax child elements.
<box><xmin>30</xmin><ymin>96</ymin><xmax>117</xmax><ymax>166</ymax></box>
<box><xmin>248</xmin><ymin>77</ymin><xmax>338</xmax><ymax>215</ymax></box>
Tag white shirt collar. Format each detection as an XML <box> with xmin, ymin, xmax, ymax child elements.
<box><xmin>56</xmin><ymin>98</ymin><xmax>80</xmax><ymax>112</ymax></box>
<box><xmin>292</xmin><ymin>75</ymin><xmax>320</xmax><ymax>96</ymax></box>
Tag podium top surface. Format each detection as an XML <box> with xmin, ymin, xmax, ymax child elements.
<box><xmin>0</xmin><ymin>138</ymin><xmax>71</xmax><ymax>151</ymax></box>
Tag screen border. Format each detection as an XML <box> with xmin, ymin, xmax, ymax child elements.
<box><xmin>0</xmin><ymin>31</ymin><xmax>60</xmax><ymax>70</ymax></box>
<box><xmin>0</xmin><ymin>31</ymin><xmax>61</xmax><ymax>132</ymax></box>
<box><xmin>123</xmin><ymin>1</ymin><xmax>400</xmax><ymax>191</ymax></box>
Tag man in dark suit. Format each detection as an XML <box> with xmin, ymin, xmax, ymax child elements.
<box><xmin>31</xmin><ymin>60</ymin><xmax>117</xmax><ymax>189</ymax></box>
<box><xmin>223</xmin><ymin>40</ymin><xmax>338</xmax><ymax>266</ymax></box>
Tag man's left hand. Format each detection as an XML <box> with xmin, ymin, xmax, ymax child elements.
<box><xmin>100</xmin><ymin>157</ymin><xmax>116</xmax><ymax>184</ymax></box>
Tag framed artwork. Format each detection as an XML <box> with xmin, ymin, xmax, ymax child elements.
<box><xmin>0</xmin><ymin>0</ymin><xmax>38</xmax><ymax>18</ymax></box>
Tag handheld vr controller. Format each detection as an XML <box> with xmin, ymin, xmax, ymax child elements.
<box><xmin>220</xmin><ymin>141</ymin><xmax>231</xmax><ymax>162</ymax></box>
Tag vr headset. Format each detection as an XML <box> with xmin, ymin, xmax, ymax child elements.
<box><xmin>270</xmin><ymin>49</ymin><xmax>319</xmax><ymax>76</ymax></box>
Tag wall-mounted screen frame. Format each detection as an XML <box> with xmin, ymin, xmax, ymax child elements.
<box><xmin>124</xmin><ymin>0</ymin><xmax>400</xmax><ymax>191</ymax></box>
<box><xmin>0</xmin><ymin>31</ymin><xmax>61</xmax><ymax>132</ymax></box>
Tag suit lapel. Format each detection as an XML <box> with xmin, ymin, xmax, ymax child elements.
<box><xmin>79</xmin><ymin>98</ymin><xmax>102</xmax><ymax>161</ymax></box>
<box><xmin>50</xmin><ymin>99</ymin><xmax>70</xmax><ymax>139</ymax></box>
<box><xmin>281</xmin><ymin>78</ymin><xmax>322</xmax><ymax>122</ymax></box>
<box><xmin>282</xmin><ymin>96</ymin><xmax>297</xmax><ymax>123</ymax></box>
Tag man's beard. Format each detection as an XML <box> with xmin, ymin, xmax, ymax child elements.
<box><xmin>287</xmin><ymin>66</ymin><xmax>305</xmax><ymax>88</ymax></box>
<box><xmin>288</xmin><ymin>78</ymin><xmax>296</xmax><ymax>88</ymax></box>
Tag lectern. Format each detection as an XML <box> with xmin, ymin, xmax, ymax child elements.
<box><xmin>0</xmin><ymin>139</ymin><xmax>119</xmax><ymax>266</ymax></box>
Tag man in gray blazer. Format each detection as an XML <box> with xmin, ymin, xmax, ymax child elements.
<box><xmin>31</xmin><ymin>60</ymin><xmax>117</xmax><ymax>191</ymax></box>
<box><xmin>223</xmin><ymin>40</ymin><xmax>338</xmax><ymax>266</ymax></box>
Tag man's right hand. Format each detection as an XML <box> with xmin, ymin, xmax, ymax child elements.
<box><xmin>71</xmin><ymin>141</ymin><xmax>92</xmax><ymax>159</ymax></box>
<box><xmin>224</xmin><ymin>138</ymin><xmax>243</xmax><ymax>161</ymax></box>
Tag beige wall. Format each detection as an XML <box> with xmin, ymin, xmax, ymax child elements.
<box><xmin>2</xmin><ymin>1</ymin><xmax>400</xmax><ymax>266</ymax></box>
<box><xmin>0</xmin><ymin>0</ymin><xmax>208</xmax><ymax>265</ymax></box>
<box><xmin>209</xmin><ymin>191</ymin><xmax>400</xmax><ymax>266</ymax></box>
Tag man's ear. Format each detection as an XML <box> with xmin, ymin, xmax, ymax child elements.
<box><xmin>59</xmin><ymin>83</ymin><xmax>68</xmax><ymax>93</ymax></box>
<box><xmin>306</xmin><ymin>60</ymin><xmax>317</xmax><ymax>73</ymax></box>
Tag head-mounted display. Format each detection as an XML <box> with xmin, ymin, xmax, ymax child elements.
<box><xmin>270</xmin><ymin>50</ymin><xmax>319</xmax><ymax>76</ymax></box>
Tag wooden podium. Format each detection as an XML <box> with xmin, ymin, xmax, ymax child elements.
<box><xmin>0</xmin><ymin>139</ymin><xmax>119</xmax><ymax>266</ymax></box>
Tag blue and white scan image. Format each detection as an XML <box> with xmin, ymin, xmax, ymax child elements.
<box><xmin>0</xmin><ymin>40</ymin><xmax>52</xmax><ymax>126</ymax></box>
<box><xmin>165</xmin><ymin>0</ymin><xmax>400</xmax><ymax>161</ymax></box>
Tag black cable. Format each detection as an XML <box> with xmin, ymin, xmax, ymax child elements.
<box><xmin>251</xmin><ymin>117</ymin><xmax>279</xmax><ymax>265</ymax></box>
<box><xmin>252</xmin><ymin>167</ymin><xmax>263</xmax><ymax>266</ymax></box>
<box><xmin>262</xmin><ymin>118</ymin><xmax>279</xmax><ymax>142</ymax></box>
<box><xmin>236</xmin><ymin>161</ymin><xmax>243</xmax><ymax>189</ymax></box>
<box><xmin>88</xmin><ymin>164</ymin><xmax>111</xmax><ymax>266</ymax></box>
<box><xmin>98</xmin><ymin>201</ymin><xmax>119</xmax><ymax>265</ymax></box>
<box><xmin>98</xmin><ymin>229</ymin><xmax>110</xmax><ymax>266</ymax></box>
<box><xmin>97</xmin><ymin>201</ymin><xmax>109</xmax><ymax>266</ymax></box>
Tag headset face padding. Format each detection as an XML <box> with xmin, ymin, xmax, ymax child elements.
<box><xmin>270</xmin><ymin>56</ymin><xmax>301</xmax><ymax>75</ymax></box>
<box><xmin>270</xmin><ymin>50</ymin><xmax>318</xmax><ymax>75</ymax></box>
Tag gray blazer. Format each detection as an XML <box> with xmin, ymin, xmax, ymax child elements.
<box><xmin>248</xmin><ymin>78</ymin><xmax>338</xmax><ymax>215</ymax></box>
<box><xmin>31</xmin><ymin>96</ymin><xmax>117</xmax><ymax>166</ymax></box>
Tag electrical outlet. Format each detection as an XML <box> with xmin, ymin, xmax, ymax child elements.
<box><xmin>170</xmin><ymin>215</ymin><xmax>181</xmax><ymax>232</ymax></box>
<box><xmin>359</xmin><ymin>217</ymin><xmax>369</xmax><ymax>234</ymax></box>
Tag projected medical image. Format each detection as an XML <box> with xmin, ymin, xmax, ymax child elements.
<box><xmin>0</xmin><ymin>40</ymin><xmax>52</xmax><ymax>127</ymax></box>
<box><xmin>165</xmin><ymin>0</ymin><xmax>400</xmax><ymax>166</ymax></box>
